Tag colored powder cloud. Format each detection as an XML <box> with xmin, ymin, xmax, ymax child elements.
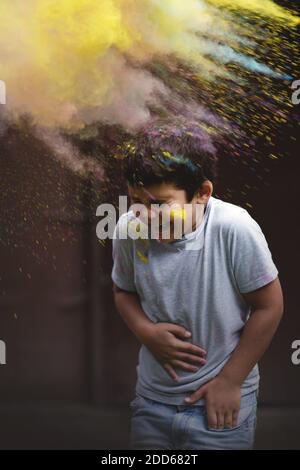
<box><xmin>0</xmin><ymin>0</ymin><xmax>298</xmax><ymax>130</ymax></box>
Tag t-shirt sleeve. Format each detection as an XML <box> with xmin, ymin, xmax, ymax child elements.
<box><xmin>111</xmin><ymin>214</ymin><xmax>137</xmax><ymax>292</ymax></box>
<box><xmin>229</xmin><ymin>210</ymin><xmax>279</xmax><ymax>294</ymax></box>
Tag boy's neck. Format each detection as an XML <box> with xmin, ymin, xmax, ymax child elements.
<box><xmin>189</xmin><ymin>201</ymin><xmax>207</xmax><ymax>234</ymax></box>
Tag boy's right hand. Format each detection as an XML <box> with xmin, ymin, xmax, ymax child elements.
<box><xmin>141</xmin><ymin>322</ymin><xmax>207</xmax><ymax>381</ymax></box>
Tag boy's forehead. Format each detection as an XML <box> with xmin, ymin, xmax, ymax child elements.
<box><xmin>128</xmin><ymin>183</ymin><xmax>177</xmax><ymax>200</ymax></box>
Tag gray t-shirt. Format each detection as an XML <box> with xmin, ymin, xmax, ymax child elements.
<box><xmin>111</xmin><ymin>195</ymin><xmax>279</xmax><ymax>405</ymax></box>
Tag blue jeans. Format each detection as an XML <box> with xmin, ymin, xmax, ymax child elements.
<box><xmin>129</xmin><ymin>389</ymin><xmax>258</xmax><ymax>450</ymax></box>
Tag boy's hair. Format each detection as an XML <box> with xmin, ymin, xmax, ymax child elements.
<box><xmin>123</xmin><ymin>121</ymin><xmax>218</xmax><ymax>202</ymax></box>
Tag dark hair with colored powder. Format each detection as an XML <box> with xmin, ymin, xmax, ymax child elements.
<box><xmin>123</xmin><ymin>121</ymin><xmax>218</xmax><ymax>202</ymax></box>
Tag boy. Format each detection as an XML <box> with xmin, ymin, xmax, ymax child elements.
<box><xmin>111</xmin><ymin>126</ymin><xmax>284</xmax><ymax>450</ymax></box>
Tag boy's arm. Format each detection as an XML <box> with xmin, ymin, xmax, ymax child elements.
<box><xmin>113</xmin><ymin>283</ymin><xmax>207</xmax><ymax>380</ymax></box>
<box><xmin>113</xmin><ymin>282</ymin><xmax>155</xmax><ymax>345</ymax></box>
<box><xmin>218</xmin><ymin>276</ymin><xmax>283</xmax><ymax>386</ymax></box>
<box><xmin>184</xmin><ymin>276</ymin><xmax>284</xmax><ymax>428</ymax></box>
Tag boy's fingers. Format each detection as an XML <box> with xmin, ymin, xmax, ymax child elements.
<box><xmin>217</xmin><ymin>411</ymin><xmax>225</xmax><ymax>429</ymax></box>
<box><xmin>207</xmin><ymin>408</ymin><xmax>218</xmax><ymax>429</ymax></box>
<box><xmin>163</xmin><ymin>362</ymin><xmax>178</xmax><ymax>381</ymax></box>
<box><xmin>170</xmin><ymin>359</ymin><xmax>199</xmax><ymax>373</ymax></box>
<box><xmin>224</xmin><ymin>411</ymin><xmax>234</xmax><ymax>429</ymax></box>
<box><xmin>167</xmin><ymin>324</ymin><xmax>192</xmax><ymax>339</ymax></box>
<box><xmin>175</xmin><ymin>352</ymin><xmax>206</xmax><ymax>365</ymax></box>
<box><xmin>184</xmin><ymin>385</ymin><xmax>206</xmax><ymax>404</ymax></box>
<box><xmin>176</xmin><ymin>341</ymin><xmax>206</xmax><ymax>357</ymax></box>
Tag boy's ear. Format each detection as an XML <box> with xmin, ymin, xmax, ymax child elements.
<box><xmin>194</xmin><ymin>180</ymin><xmax>213</xmax><ymax>203</ymax></box>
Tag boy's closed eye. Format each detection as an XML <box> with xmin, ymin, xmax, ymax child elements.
<box><xmin>130</xmin><ymin>197</ymin><xmax>167</xmax><ymax>206</ymax></box>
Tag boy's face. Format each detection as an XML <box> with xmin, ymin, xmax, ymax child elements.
<box><xmin>127</xmin><ymin>181</ymin><xmax>212</xmax><ymax>243</ymax></box>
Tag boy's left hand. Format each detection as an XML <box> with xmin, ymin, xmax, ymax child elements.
<box><xmin>184</xmin><ymin>376</ymin><xmax>241</xmax><ymax>429</ymax></box>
